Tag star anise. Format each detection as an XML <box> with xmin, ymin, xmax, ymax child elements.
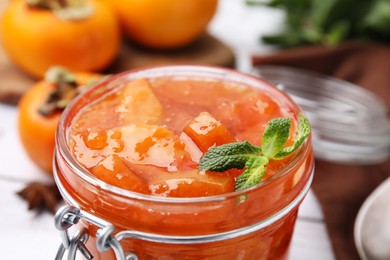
<box><xmin>17</xmin><ymin>182</ymin><xmax>63</xmax><ymax>214</ymax></box>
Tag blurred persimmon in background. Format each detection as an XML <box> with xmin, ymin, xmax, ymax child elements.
<box><xmin>0</xmin><ymin>0</ymin><xmax>120</xmax><ymax>79</ymax></box>
<box><xmin>107</xmin><ymin>0</ymin><xmax>218</xmax><ymax>49</ymax></box>
<box><xmin>18</xmin><ymin>67</ymin><xmax>102</xmax><ymax>174</ymax></box>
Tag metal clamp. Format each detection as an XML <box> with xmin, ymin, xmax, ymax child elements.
<box><xmin>54</xmin><ymin>206</ymin><xmax>92</xmax><ymax>260</ymax></box>
<box><xmin>95</xmin><ymin>224</ymin><xmax>137</xmax><ymax>260</ymax></box>
<box><xmin>54</xmin><ymin>205</ymin><xmax>138</xmax><ymax>260</ymax></box>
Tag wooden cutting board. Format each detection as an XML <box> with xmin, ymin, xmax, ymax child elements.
<box><xmin>0</xmin><ymin>33</ymin><xmax>235</xmax><ymax>105</ymax></box>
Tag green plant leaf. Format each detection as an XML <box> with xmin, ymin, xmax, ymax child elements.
<box><xmin>198</xmin><ymin>114</ymin><xmax>311</xmax><ymax>191</ymax></box>
<box><xmin>261</xmin><ymin>117</ymin><xmax>291</xmax><ymax>158</ymax></box>
<box><xmin>273</xmin><ymin>114</ymin><xmax>311</xmax><ymax>159</ymax></box>
<box><xmin>235</xmin><ymin>157</ymin><xmax>268</xmax><ymax>191</ymax></box>
<box><xmin>198</xmin><ymin>141</ymin><xmax>262</xmax><ymax>172</ymax></box>
<box><xmin>361</xmin><ymin>0</ymin><xmax>390</xmax><ymax>41</ymax></box>
<box><xmin>256</xmin><ymin>0</ymin><xmax>388</xmax><ymax>47</ymax></box>
<box><xmin>324</xmin><ymin>20</ymin><xmax>350</xmax><ymax>46</ymax></box>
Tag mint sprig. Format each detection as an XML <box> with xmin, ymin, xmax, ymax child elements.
<box><xmin>198</xmin><ymin>114</ymin><xmax>311</xmax><ymax>191</ymax></box>
<box><xmin>198</xmin><ymin>141</ymin><xmax>262</xmax><ymax>172</ymax></box>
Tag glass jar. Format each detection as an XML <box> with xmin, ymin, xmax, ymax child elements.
<box><xmin>253</xmin><ymin>65</ymin><xmax>390</xmax><ymax>164</ymax></box>
<box><xmin>53</xmin><ymin>66</ymin><xmax>314</xmax><ymax>260</ymax></box>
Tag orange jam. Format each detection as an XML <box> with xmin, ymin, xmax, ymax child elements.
<box><xmin>54</xmin><ymin>66</ymin><xmax>314</xmax><ymax>259</ymax></box>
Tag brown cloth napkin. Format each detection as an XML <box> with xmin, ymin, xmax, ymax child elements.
<box><xmin>252</xmin><ymin>41</ymin><xmax>390</xmax><ymax>260</ymax></box>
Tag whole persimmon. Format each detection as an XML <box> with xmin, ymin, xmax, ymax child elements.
<box><xmin>107</xmin><ymin>0</ymin><xmax>218</xmax><ymax>49</ymax></box>
<box><xmin>1</xmin><ymin>0</ymin><xmax>120</xmax><ymax>79</ymax></box>
<box><xmin>18</xmin><ymin>67</ymin><xmax>103</xmax><ymax>174</ymax></box>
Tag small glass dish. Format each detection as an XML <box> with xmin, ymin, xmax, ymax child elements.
<box><xmin>253</xmin><ymin>65</ymin><xmax>390</xmax><ymax>164</ymax></box>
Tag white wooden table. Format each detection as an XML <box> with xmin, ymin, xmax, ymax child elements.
<box><xmin>0</xmin><ymin>1</ymin><xmax>335</xmax><ymax>259</ymax></box>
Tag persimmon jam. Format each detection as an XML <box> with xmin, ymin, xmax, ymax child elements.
<box><xmin>68</xmin><ymin>76</ymin><xmax>297</xmax><ymax>197</ymax></box>
<box><xmin>56</xmin><ymin>67</ymin><xmax>314</xmax><ymax>259</ymax></box>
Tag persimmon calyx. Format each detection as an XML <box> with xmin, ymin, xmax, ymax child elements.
<box><xmin>27</xmin><ymin>0</ymin><xmax>93</xmax><ymax>21</ymax></box>
<box><xmin>39</xmin><ymin>67</ymin><xmax>79</xmax><ymax>116</ymax></box>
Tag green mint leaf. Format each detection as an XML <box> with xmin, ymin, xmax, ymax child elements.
<box><xmin>273</xmin><ymin>114</ymin><xmax>311</xmax><ymax>159</ymax></box>
<box><xmin>198</xmin><ymin>113</ymin><xmax>311</xmax><ymax>192</ymax></box>
<box><xmin>235</xmin><ymin>156</ymin><xmax>268</xmax><ymax>191</ymax></box>
<box><xmin>261</xmin><ymin>117</ymin><xmax>291</xmax><ymax>158</ymax></box>
<box><xmin>198</xmin><ymin>141</ymin><xmax>262</xmax><ymax>172</ymax></box>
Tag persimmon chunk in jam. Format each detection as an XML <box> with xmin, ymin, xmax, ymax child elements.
<box><xmin>68</xmin><ymin>77</ymin><xmax>296</xmax><ymax>197</ymax></box>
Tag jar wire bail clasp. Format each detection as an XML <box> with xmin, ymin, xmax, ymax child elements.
<box><xmin>54</xmin><ymin>205</ymin><xmax>138</xmax><ymax>260</ymax></box>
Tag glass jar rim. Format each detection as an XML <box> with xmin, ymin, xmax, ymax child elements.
<box><xmin>55</xmin><ymin>65</ymin><xmax>312</xmax><ymax>204</ymax></box>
